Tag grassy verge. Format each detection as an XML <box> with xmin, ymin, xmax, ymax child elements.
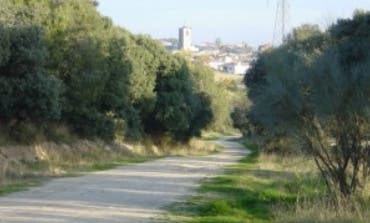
<box><xmin>161</xmin><ymin>141</ymin><xmax>370</xmax><ymax>223</ymax></box>
<box><xmin>0</xmin><ymin>180</ymin><xmax>41</xmax><ymax>195</ymax></box>
<box><xmin>75</xmin><ymin>156</ymin><xmax>153</xmax><ymax>172</ymax></box>
<box><xmin>0</xmin><ymin>138</ymin><xmax>219</xmax><ymax>196</ymax></box>
<box><xmin>0</xmin><ymin>154</ymin><xmax>154</xmax><ymax>197</ymax></box>
<box><xmin>201</xmin><ymin>131</ymin><xmax>240</xmax><ymax>141</ymax></box>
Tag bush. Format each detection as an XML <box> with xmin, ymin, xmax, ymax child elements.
<box><xmin>242</xmin><ymin>12</ymin><xmax>370</xmax><ymax>201</ymax></box>
<box><xmin>67</xmin><ymin>110</ymin><xmax>115</xmax><ymax>142</ymax></box>
<box><xmin>0</xmin><ymin>25</ymin><xmax>63</xmax><ymax>124</ymax></box>
<box><xmin>0</xmin><ymin>0</ymin><xmax>217</xmax><ymax>145</ymax></box>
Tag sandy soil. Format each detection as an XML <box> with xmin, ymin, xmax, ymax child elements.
<box><xmin>0</xmin><ymin>138</ymin><xmax>248</xmax><ymax>223</ymax></box>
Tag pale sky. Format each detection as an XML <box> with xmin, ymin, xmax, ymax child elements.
<box><xmin>97</xmin><ymin>0</ymin><xmax>370</xmax><ymax>47</ymax></box>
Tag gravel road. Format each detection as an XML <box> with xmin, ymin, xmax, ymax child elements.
<box><xmin>0</xmin><ymin>138</ymin><xmax>248</xmax><ymax>223</ymax></box>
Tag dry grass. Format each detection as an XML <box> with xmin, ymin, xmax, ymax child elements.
<box><xmin>267</xmin><ymin>154</ymin><xmax>370</xmax><ymax>223</ymax></box>
<box><xmin>164</xmin><ymin>141</ymin><xmax>370</xmax><ymax>223</ymax></box>
<box><xmin>214</xmin><ymin>71</ymin><xmax>243</xmax><ymax>82</ymax></box>
<box><xmin>119</xmin><ymin>138</ymin><xmax>221</xmax><ymax>157</ymax></box>
<box><xmin>0</xmin><ymin>137</ymin><xmax>219</xmax><ymax>193</ymax></box>
<box><xmin>0</xmin><ymin>140</ymin><xmax>131</xmax><ymax>182</ymax></box>
<box><xmin>274</xmin><ymin>196</ymin><xmax>370</xmax><ymax>223</ymax></box>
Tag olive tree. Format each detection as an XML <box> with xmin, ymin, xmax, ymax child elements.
<box><xmin>247</xmin><ymin>15</ymin><xmax>370</xmax><ymax>201</ymax></box>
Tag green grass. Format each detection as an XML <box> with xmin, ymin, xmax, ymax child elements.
<box><xmin>160</xmin><ymin>141</ymin><xmax>328</xmax><ymax>223</ymax></box>
<box><xmin>201</xmin><ymin>131</ymin><xmax>240</xmax><ymax>141</ymax></box>
<box><xmin>0</xmin><ymin>181</ymin><xmax>40</xmax><ymax>195</ymax></box>
<box><xmin>201</xmin><ymin>131</ymin><xmax>226</xmax><ymax>141</ymax></box>
<box><xmin>76</xmin><ymin>156</ymin><xmax>156</xmax><ymax>172</ymax></box>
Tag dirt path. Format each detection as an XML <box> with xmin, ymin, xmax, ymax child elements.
<box><xmin>0</xmin><ymin>138</ymin><xmax>248</xmax><ymax>223</ymax></box>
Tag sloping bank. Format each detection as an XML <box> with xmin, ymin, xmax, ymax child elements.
<box><xmin>0</xmin><ymin>139</ymin><xmax>220</xmax><ymax>195</ymax></box>
<box><xmin>0</xmin><ymin>137</ymin><xmax>246</xmax><ymax>223</ymax></box>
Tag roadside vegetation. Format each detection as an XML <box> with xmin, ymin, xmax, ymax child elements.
<box><xmin>229</xmin><ymin>10</ymin><xmax>370</xmax><ymax>222</ymax></box>
<box><xmin>3</xmin><ymin>1</ymin><xmax>369</xmax><ymax>222</ymax></box>
<box><xmin>163</xmin><ymin>141</ymin><xmax>370</xmax><ymax>223</ymax></box>
<box><xmin>0</xmin><ymin>138</ymin><xmax>221</xmax><ymax>196</ymax></box>
<box><xmin>0</xmin><ymin>0</ymin><xmax>236</xmax><ymax>191</ymax></box>
<box><xmin>0</xmin><ymin>0</ymin><xmax>214</xmax><ymax>144</ymax></box>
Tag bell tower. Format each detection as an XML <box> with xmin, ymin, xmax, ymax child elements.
<box><xmin>178</xmin><ymin>26</ymin><xmax>192</xmax><ymax>50</ymax></box>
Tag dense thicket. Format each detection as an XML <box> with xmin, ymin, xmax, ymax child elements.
<box><xmin>189</xmin><ymin>64</ymin><xmax>237</xmax><ymax>134</ymax></box>
<box><xmin>0</xmin><ymin>0</ymin><xmax>215</xmax><ymax>143</ymax></box>
<box><xmin>234</xmin><ymin>11</ymin><xmax>370</xmax><ymax>201</ymax></box>
<box><xmin>0</xmin><ymin>25</ymin><xmax>63</xmax><ymax>124</ymax></box>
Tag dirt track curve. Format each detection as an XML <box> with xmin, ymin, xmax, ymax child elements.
<box><xmin>0</xmin><ymin>138</ymin><xmax>248</xmax><ymax>223</ymax></box>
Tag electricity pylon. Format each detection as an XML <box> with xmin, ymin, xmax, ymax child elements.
<box><xmin>272</xmin><ymin>0</ymin><xmax>289</xmax><ymax>45</ymax></box>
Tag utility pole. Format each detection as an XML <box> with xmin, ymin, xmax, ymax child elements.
<box><xmin>272</xmin><ymin>0</ymin><xmax>289</xmax><ymax>45</ymax></box>
<box><xmin>281</xmin><ymin>0</ymin><xmax>286</xmax><ymax>43</ymax></box>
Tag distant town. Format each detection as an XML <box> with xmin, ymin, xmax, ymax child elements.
<box><xmin>158</xmin><ymin>26</ymin><xmax>271</xmax><ymax>76</ymax></box>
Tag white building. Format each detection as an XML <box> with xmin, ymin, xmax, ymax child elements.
<box><xmin>178</xmin><ymin>26</ymin><xmax>192</xmax><ymax>51</ymax></box>
<box><xmin>208</xmin><ymin>60</ymin><xmax>224</xmax><ymax>70</ymax></box>
<box><xmin>222</xmin><ymin>62</ymin><xmax>250</xmax><ymax>75</ymax></box>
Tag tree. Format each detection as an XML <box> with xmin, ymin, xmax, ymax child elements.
<box><xmin>146</xmin><ymin>59</ymin><xmax>213</xmax><ymax>142</ymax></box>
<box><xmin>231</xmin><ymin>100</ymin><xmax>251</xmax><ymax>137</ymax></box>
<box><xmin>244</xmin><ymin>14</ymin><xmax>370</xmax><ymax>201</ymax></box>
<box><xmin>189</xmin><ymin>64</ymin><xmax>235</xmax><ymax>133</ymax></box>
<box><xmin>0</xmin><ymin>24</ymin><xmax>62</xmax><ymax>128</ymax></box>
<box><xmin>0</xmin><ymin>0</ymin><xmax>216</xmax><ymax>144</ymax></box>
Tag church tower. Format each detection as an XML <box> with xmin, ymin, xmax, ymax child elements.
<box><xmin>178</xmin><ymin>26</ymin><xmax>192</xmax><ymax>51</ymax></box>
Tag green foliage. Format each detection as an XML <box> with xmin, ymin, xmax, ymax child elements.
<box><xmin>0</xmin><ymin>0</ymin><xmax>217</xmax><ymax>144</ymax></box>
<box><xmin>0</xmin><ymin>181</ymin><xmax>40</xmax><ymax>196</ymax></box>
<box><xmin>241</xmin><ymin>12</ymin><xmax>370</xmax><ymax>200</ymax></box>
<box><xmin>0</xmin><ymin>24</ymin><xmax>62</xmax><ymax>127</ymax></box>
<box><xmin>231</xmin><ymin>101</ymin><xmax>250</xmax><ymax>137</ymax></box>
<box><xmin>329</xmin><ymin>11</ymin><xmax>370</xmax><ymax>70</ymax></box>
<box><xmin>148</xmin><ymin>61</ymin><xmax>213</xmax><ymax>142</ymax></box>
<box><xmin>190</xmin><ymin>64</ymin><xmax>236</xmax><ymax>133</ymax></box>
<box><xmin>0</xmin><ymin>73</ymin><xmax>62</xmax><ymax>121</ymax></box>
